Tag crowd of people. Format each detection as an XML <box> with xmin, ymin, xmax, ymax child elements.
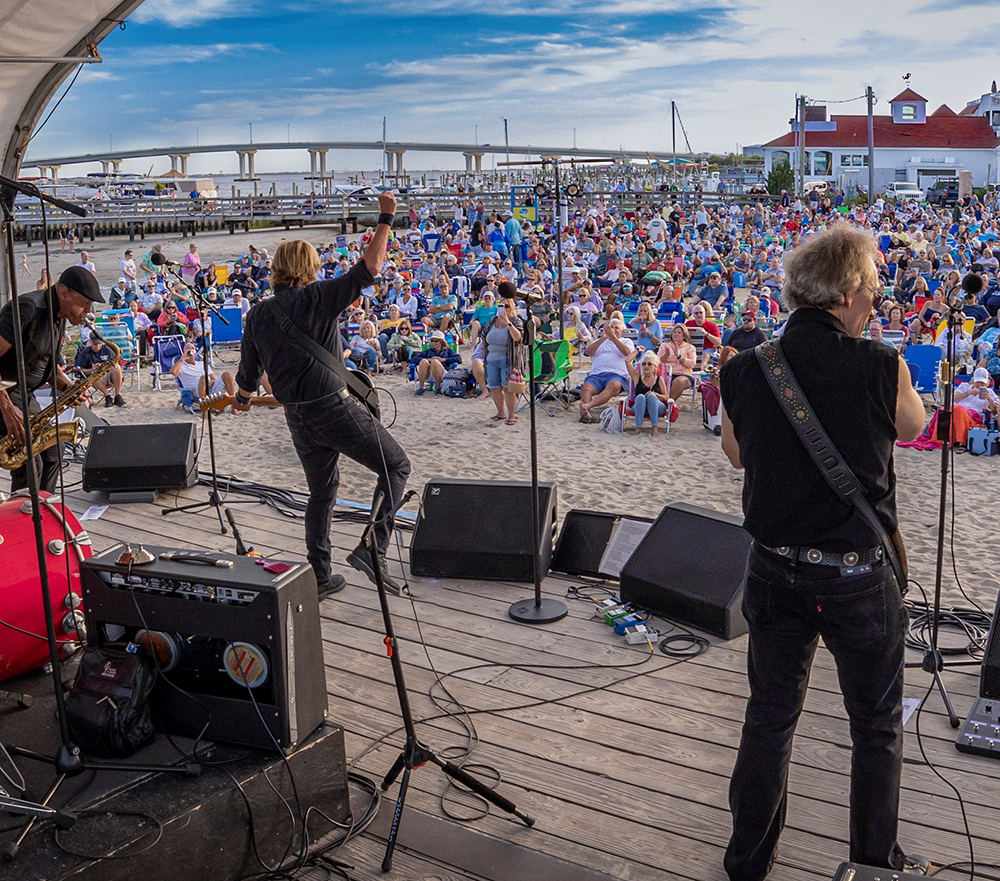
<box><xmin>35</xmin><ymin>182</ymin><xmax>1000</xmax><ymax>436</ymax></box>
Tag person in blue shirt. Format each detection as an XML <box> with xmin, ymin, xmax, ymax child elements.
<box><xmin>346</xmin><ymin>320</ymin><xmax>379</xmax><ymax>374</ymax></box>
<box><xmin>469</xmin><ymin>290</ymin><xmax>498</xmax><ymax>352</ymax></box>
<box><xmin>628</xmin><ymin>301</ymin><xmax>663</xmax><ymax>353</ymax></box>
<box><xmin>422</xmin><ymin>280</ymin><xmax>458</xmax><ymax>333</ymax></box>
<box><xmin>412</xmin><ymin>330</ymin><xmax>461</xmax><ymax>395</ymax></box>
<box><xmin>504</xmin><ymin>212</ymin><xmax>523</xmax><ymax>266</ymax></box>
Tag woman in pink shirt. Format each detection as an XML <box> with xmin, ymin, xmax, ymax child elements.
<box><xmin>656</xmin><ymin>323</ymin><xmax>698</xmax><ymax>400</ymax></box>
<box><xmin>182</xmin><ymin>243</ymin><xmax>201</xmax><ymax>284</ymax></box>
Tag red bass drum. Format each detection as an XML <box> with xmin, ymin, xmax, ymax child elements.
<box><xmin>0</xmin><ymin>491</ymin><xmax>92</xmax><ymax>681</ymax></box>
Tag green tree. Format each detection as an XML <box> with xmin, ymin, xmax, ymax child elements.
<box><xmin>766</xmin><ymin>162</ymin><xmax>794</xmax><ymax>196</ymax></box>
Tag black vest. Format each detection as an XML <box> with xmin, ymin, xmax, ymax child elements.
<box><xmin>720</xmin><ymin>308</ymin><xmax>899</xmax><ymax>550</ymax></box>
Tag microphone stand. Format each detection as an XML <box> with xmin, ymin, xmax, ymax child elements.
<box><xmin>364</xmin><ymin>492</ymin><xmax>534</xmax><ymax>872</ymax></box>
<box><xmin>0</xmin><ymin>181</ymin><xmax>196</xmax><ymax>862</ymax></box>
<box><xmin>904</xmin><ymin>301</ymin><xmax>981</xmax><ymax>727</ymax></box>
<box><xmin>155</xmin><ymin>264</ymin><xmax>255</xmax><ymax>537</ymax></box>
<box><xmin>508</xmin><ymin>291</ymin><xmax>567</xmax><ymax>625</ymax></box>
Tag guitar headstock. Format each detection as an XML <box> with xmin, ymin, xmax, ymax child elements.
<box><xmin>198</xmin><ymin>391</ymin><xmax>234</xmax><ymax>412</ymax></box>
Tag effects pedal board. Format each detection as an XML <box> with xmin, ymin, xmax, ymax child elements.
<box><xmin>956</xmin><ymin>696</ymin><xmax>1000</xmax><ymax>758</ymax></box>
<box><xmin>832</xmin><ymin>862</ymin><xmax>928</xmax><ymax>881</ymax></box>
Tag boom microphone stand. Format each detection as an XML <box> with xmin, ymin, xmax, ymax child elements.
<box><xmin>365</xmin><ymin>492</ymin><xmax>534</xmax><ymax>872</ymax></box>
<box><xmin>0</xmin><ymin>178</ymin><xmax>195</xmax><ymax>860</ymax></box>
<box><xmin>905</xmin><ymin>281</ymin><xmax>984</xmax><ymax>727</ymax></box>
<box><xmin>154</xmin><ymin>258</ymin><xmax>255</xmax><ymax>535</ymax></box>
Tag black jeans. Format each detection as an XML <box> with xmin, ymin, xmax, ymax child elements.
<box><xmin>725</xmin><ymin>545</ymin><xmax>907</xmax><ymax>881</ymax></box>
<box><xmin>283</xmin><ymin>393</ymin><xmax>410</xmax><ymax>590</ymax></box>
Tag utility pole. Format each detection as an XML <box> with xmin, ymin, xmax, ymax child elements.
<box><xmin>867</xmin><ymin>86</ymin><xmax>875</xmax><ymax>208</ymax></box>
<box><xmin>671</xmin><ymin>100</ymin><xmax>677</xmax><ymax>188</ymax></box>
<box><xmin>503</xmin><ymin>118</ymin><xmax>510</xmax><ymax>184</ymax></box>
<box><xmin>796</xmin><ymin>95</ymin><xmax>808</xmax><ymax>197</ymax></box>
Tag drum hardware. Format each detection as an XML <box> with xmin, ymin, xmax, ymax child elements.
<box><xmin>0</xmin><ymin>690</ymin><xmax>33</xmax><ymax>710</ymax></box>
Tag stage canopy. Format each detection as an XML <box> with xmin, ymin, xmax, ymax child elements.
<box><xmin>0</xmin><ymin>0</ymin><xmax>146</xmax><ymax>179</ymax></box>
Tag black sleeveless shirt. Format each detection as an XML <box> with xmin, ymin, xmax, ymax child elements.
<box><xmin>720</xmin><ymin>308</ymin><xmax>900</xmax><ymax>550</ymax></box>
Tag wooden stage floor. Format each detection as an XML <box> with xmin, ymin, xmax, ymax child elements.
<box><xmin>7</xmin><ymin>469</ymin><xmax>1000</xmax><ymax>881</ymax></box>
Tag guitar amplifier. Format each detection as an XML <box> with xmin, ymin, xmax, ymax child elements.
<box><xmin>80</xmin><ymin>545</ymin><xmax>328</xmax><ymax>754</ymax></box>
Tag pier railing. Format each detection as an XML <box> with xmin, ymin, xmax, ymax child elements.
<box><xmin>12</xmin><ymin>189</ymin><xmax>781</xmax><ymax>245</ymax></box>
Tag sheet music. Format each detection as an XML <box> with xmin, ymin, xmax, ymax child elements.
<box><xmin>598</xmin><ymin>518</ymin><xmax>653</xmax><ymax>577</ymax></box>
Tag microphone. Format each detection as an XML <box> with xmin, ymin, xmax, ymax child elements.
<box><xmin>962</xmin><ymin>272</ymin><xmax>985</xmax><ymax>297</ymax></box>
<box><xmin>150</xmin><ymin>251</ymin><xmax>180</xmax><ymax>267</ymax></box>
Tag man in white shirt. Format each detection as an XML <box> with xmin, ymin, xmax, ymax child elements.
<box><xmin>120</xmin><ymin>249</ymin><xmax>137</xmax><ymax>293</ymax></box>
<box><xmin>75</xmin><ymin>251</ymin><xmax>96</xmax><ymax>276</ymax></box>
<box><xmin>169</xmin><ymin>341</ymin><xmax>236</xmax><ymax>398</ymax></box>
<box><xmin>578</xmin><ymin>318</ymin><xmax>634</xmax><ymax>423</ymax></box>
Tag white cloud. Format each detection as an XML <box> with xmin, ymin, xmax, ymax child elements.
<box><xmin>120</xmin><ymin>42</ymin><xmax>275</xmax><ymax>66</ymax></box>
<box><xmin>130</xmin><ymin>0</ymin><xmax>252</xmax><ymax>27</ymax></box>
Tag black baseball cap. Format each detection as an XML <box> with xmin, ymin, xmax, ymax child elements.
<box><xmin>59</xmin><ymin>266</ymin><xmax>104</xmax><ymax>303</ymax></box>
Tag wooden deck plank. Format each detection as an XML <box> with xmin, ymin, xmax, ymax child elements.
<box><xmin>2</xmin><ymin>472</ymin><xmax>993</xmax><ymax>881</ymax></box>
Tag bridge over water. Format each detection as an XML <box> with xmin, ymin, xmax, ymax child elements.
<box><xmin>25</xmin><ymin>141</ymin><xmax>677</xmax><ymax>181</ymax></box>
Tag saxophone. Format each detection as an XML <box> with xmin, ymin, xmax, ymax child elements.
<box><xmin>0</xmin><ymin>320</ymin><xmax>122</xmax><ymax>471</ymax></box>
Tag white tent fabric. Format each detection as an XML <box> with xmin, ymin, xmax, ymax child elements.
<box><xmin>0</xmin><ymin>0</ymin><xmax>146</xmax><ymax>178</ymax></box>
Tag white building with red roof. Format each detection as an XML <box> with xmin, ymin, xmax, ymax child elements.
<box><xmin>761</xmin><ymin>85</ymin><xmax>1000</xmax><ymax>194</ymax></box>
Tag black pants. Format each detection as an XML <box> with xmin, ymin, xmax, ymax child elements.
<box><xmin>284</xmin><ymin>393</ymin><xmax>410</xmax><ymax>591</ymax></box>
<box><xmin>725</xmin><ymin>545</ymin><xmax>907</xmax><ymax>881</ymax></box>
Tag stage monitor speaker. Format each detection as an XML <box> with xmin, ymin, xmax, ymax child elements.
<box><xmin>552</xmin><ymin>509</ymin><xmax>654</xmax><ymax>579</ymax></box>
<box><xmin>978</xmin><ymin>592</ymin><xmax>1000</xmax><ymax>699</ymax></box>
<box><xmin>410</xmin><ymin>478</ymin><xmax>557</xmax><ymax>582</ymax></box>
<box><xmin>620</xmin><ymin>502</ymin><xmax>752</xmax><ymax>639</ymax></box>
<box><xmin>80</xmin><ymin>544</ymin><xmax>328</xmax><ymax>754</ymax></box>
<box><xmin>83</xmin><ymin>422</ymin><xmax>197</xmax><ymax>493</ymax></box>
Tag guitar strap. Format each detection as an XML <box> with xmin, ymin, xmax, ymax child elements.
<box><xmin>754</xmin><ymin>339</ymin><xmax>907</xmax><ymax>591</ymax></box>
<box><xmin>269</xmin><ymin>300</ymin><xmax>380</xmax><ymax>421</ymax></box>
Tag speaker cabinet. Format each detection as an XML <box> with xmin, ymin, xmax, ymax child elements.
<box><xmin>83</xmin><ymin>423</ymin><xmax>197</xmax><ymax>492</ymax></box>
<box><xmin>410</xmin><ymin>478</ymin><xmax>557</xmax><ymax>582</ymax></box>
<box><xmin>980</xmin><ymin>592</ymin><xmax>1000</xmax><ymax>699</ymax></box>
<box><xmin>552</xmin><ymin>509</ymin><xmax>654</xmax><ymax>579</ymax></box>
<box><xmin>620</xmin><ymin>502</ymin><xmax>752</xmax><ymax>639</ymax></box>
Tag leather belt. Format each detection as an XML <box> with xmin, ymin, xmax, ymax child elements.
<box><xmin>760</xmin><ymin>543</ymin><xmax>884</xmax><ymax>568</ymax></box>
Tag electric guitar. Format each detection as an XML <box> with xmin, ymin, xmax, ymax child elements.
<box><xmin>198</xmin><ymin>392</ymin><xmax>281</xmax><ymax>413</ymax></box>
<box><xmin>197</xmin><ymin>369</ymin><xmax>379</xmax><ymax>419</ymax></box>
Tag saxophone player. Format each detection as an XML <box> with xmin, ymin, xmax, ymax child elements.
<box><xmin>0</xmin><ymin>266</ymin><xmax>103</xmax><ymax>493</ymax></box>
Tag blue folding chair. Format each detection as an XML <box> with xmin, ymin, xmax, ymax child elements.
<box><xmin>150</xmin><ymin>334</ymin><xmax>186</xmax><ymax>391</ymax></box>
<box><xmin>904</xmin><ymin>344</ymin><xmax>941</xmax><ymax>394</ymax></box>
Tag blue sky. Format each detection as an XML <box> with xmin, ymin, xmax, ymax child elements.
<box><xmin>24</xmin><ymin>0</ymin><xmax>1000</xmax><ymax>176</ymax></box>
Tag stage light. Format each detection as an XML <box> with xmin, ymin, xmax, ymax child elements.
<box><xmin>533</xmin><ymin>183</ymin><xmax>550</xmax><ymax>198</ymax></box>
<box><xmin>564</xmin><ymin>183</ymin><xmax>581</xmax><ymax>198</ymax></box>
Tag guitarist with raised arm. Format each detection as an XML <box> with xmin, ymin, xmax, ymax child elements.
<box><xmin>234</xmin><ymin>191</ymin><xmax>411</xmax><ymax>600</ymax></box>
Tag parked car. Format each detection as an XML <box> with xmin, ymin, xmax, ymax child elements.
<box><xmin>884</xmin><ymin>181</ymin><xmax>924</xmax><ymax>202</ymax></box>
<box><xmin>926</xmin><ymin>179</ymin><xmax>959</xmax><ymax>206</ymax></box>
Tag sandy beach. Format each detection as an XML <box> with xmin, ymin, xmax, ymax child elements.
<box><xmin>10</xmin><ymin>226</ymin><xmax>1000</xmax><ymax>613</ymax></box>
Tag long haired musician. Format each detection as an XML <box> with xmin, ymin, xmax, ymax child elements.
<box><xmin>233</xmin><ymin>191</ymin><xmax>411</xmax><ymax>601</ymax></box>
<box><xmin>0</xmin><ymin>266</ymin><xmax>104</xmax><ymax>494</ymax></box>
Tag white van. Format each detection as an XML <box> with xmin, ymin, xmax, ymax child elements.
<box><xmin>884</xmin><ymin>181</ymin><xmax>924</xmax><ymax>202</ymax></box>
